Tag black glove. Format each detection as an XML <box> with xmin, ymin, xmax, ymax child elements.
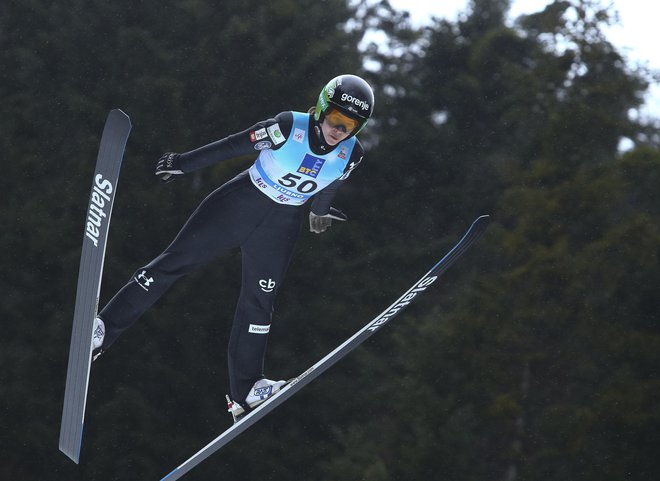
<box><xmin>309</xmin><ymin>207</ymin><xmax>347</xmax><ymax>234</ymax></box>
<box><xmin>155</xmin><ymin>152</ymin><xmax>183</xmax><ymax>183</ymax></box>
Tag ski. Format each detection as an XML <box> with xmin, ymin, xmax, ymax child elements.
<box><xmin>161</xmin><ymin>214</ymin><xmax>490</xmax><ymax>481</ymax></box>
<box><xmin>59</xmin><ymin>109</ymin><xmax>131</xmax><ymax>463</ymax></box>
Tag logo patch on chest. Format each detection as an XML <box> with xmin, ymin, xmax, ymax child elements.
<box><xmin>297</xmin><ymin>154</ymin><xmax>326</xmax><ymax>178</ymax></box>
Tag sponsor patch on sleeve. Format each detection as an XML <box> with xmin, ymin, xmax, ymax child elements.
<box><xmin>250</xmin><ymin>128</ymin><xmax>268</xmax><ymax>143</ymax></box>
<box><xmin>267</xmin><ymin>123</ymin><xmax>285</xmax><ymax>145</ymax></box>
<box><xmin>254</xmin><ymin>140</ymin><xmax>272</xmax><ymax>150</ymax></box>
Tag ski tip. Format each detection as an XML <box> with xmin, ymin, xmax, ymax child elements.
<box><xmin>472</xmin><ymin>215</ymin><xmax>491</xmax><ymax>230</ymax></box>
<box><xmin>109</xmin><ymin>108</ymin><xmax>130</xmax><ymax>118</ymax></box>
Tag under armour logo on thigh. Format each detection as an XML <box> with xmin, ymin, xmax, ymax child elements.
<box><xmin>135</xmin><ymin>270</ymin><xmax>155</xmax><ymax>291</ymax></box>
<box><xmin>259</xmin><ymin>278</ymin><xmax>276</xmax><ymax>292</ymax></box>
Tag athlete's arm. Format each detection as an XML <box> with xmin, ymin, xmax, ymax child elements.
<box><xmin>155</xmin><ymin>112</ymin><xmax>294</xmax><ymax>181</ymax></box>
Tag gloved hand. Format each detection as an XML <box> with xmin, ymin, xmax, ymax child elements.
<box><xmin>309</xmin><ymin>207</ymin><xmax>347</xmax><ymax>234</ymax></box>
<box><xmin>155</xmin><ymin>152</ymin><xmax>184</xmax><ymax>183</ymax></box>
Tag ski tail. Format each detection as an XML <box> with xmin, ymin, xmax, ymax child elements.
<box><xmin>59</xmin><ymin>109</ymin><xmax>131</xmax><ymax>463</ymax></box>
<box><xmin>159</xmin><ymin>215</ymin><xmax>490</xmax><ymax>481</ymax></box>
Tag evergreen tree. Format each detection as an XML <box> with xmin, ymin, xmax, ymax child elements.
<box><xmin>2</xmin><ymin>0</ymin><xmax>658</xmax><ymax>479</ymax></box>
<box><xmin>1</xmin><ymin>1</ymin><xmax>368</xmax><ymax>479</ymax></box>
<box><xmin>322</xmin><ymin>1</ymin><xmax>658</xmax><ymax>480</ymax></box>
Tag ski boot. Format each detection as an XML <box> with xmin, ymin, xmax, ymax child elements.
<box><xmin>226</xmin><ymin>378</ymin><xmax>287</xmax><ymax>423</ymax></box>
<box><xmin>91</xmin><ymin>317</ymin><xmax>105</xmax><ymax>362</ymax></box>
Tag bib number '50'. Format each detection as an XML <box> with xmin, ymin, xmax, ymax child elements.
<box><xmin>278</xmin><ymin>173</ymin><xmax>318</xmax><ymax>193</ymax></box>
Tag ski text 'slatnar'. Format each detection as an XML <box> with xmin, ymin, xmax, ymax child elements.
<box><xmin>85</xmin><ymin>174</ymin><xmax>114</xmax><ymax>247</ymax></box>
<box><xmin>367</xmin><ymin>275</ymin><xmax>438</xmax><ymax>332</ymax></box>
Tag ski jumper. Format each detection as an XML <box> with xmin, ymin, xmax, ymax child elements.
<box><xmin>98</xmin><ymin>111</ymin><xmax>364</xmax><ymax>401</ymax></box>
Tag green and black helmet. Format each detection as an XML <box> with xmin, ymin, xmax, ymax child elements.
<box><xmin>314</xmin><ymin>74</ymin><xmax>375</xmax><ymax>136</ymax></box>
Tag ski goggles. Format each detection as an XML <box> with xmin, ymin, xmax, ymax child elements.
<box><xmin>324</xmin><ymin>107</ymin><xmax>360</xmax><ymax>133</ymax></box>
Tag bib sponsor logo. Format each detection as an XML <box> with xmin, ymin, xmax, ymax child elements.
<box><xmin>85</xmin><ymin>174</ymin><xmax>114</xmax><ymax>247</ymax></box>
<box><xmin>297</xmin><ymin>154</ymin><xmax>325</xmax><ymax>178</ymax></box>
<box><xmin>267</xmin><ymin>123</ymin><xmax>285</xmax><ymax>145</ymax></box>
<box><xmin>293</xmin><ymin>128</ymin><xmax>305</xmax><ymax>143</ymax></box>
<box><xmin>253</xmin><ymin>177</ymin><xmax>268</xmax><ymax>189</ymax></box>
<box><xmin>249</xmin><ymin>324</ymin><xmax>271</xmax><ymax>334</ymax></box>
<box><xmin>273</xmin><ymin>185</ymin><xmax>303</xmax><ymax>198</ymax></box>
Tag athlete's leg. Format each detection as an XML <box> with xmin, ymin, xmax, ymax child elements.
<box><xmin>228</xmin><ymin>204</ymin><xmax>304</xmax><ymax>401</ymax></box>
<box><xmin>99</xmin><ymin>175</ymin><xmax>255</xmax><ymax>349</ymax></box>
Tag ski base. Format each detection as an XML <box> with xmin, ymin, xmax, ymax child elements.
<box><xmin>161</xmin><ymin>215</ymin><xmax>490</xmax><ymax>480</ymax></box>
<box><xmin>59</xmin><ymin>109</ymin><xmax>131</xmax><ymax>463</ymax></box>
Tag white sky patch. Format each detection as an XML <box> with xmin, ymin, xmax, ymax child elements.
<box><xmin>383</xmin><ymin>0</ymin><xmax>659</xmax><ymax>119</ymax></box>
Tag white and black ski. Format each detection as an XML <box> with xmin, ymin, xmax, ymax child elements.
<box><xmin>161</xmin><ymin>214</ymin><xmax>491</xmax><ymax>481</ymax></box>
<box><xmin>59</xmin><ymin>109</ymin><xmax>131</xmax><ymax>463</ymax></box>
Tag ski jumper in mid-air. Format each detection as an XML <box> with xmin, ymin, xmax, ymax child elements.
<box><xmin>91</xmin><ymin>74</ymin><xmax>375</xmax><ymax>419</ymax></box>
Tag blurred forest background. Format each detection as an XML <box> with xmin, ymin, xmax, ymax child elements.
<box><xmin>2</xmin><ymin>0</ymin><xmax>659</xmax><ymax>480</ymax></box>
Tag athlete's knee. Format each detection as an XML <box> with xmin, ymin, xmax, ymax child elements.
<box><xmin>140</xmin><ymin>249</ymin><xmax>201</xmax><ymax>282</ymax></box>
<box><xmin>130</xmin><ymin>263</ymin><xmax>180</xmax><ymax>294</ymax></box>
<box><xmin>132</xmin><ymin>267</ymin><xmax>158</xmax><ymax>291</ymax></box>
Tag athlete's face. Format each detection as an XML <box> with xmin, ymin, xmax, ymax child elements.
<box><xmin>320</xmin><ymin>107</ymin><xmax>359</xmax><ymax>145</ymax></box>
<box><xmin>320</xmin><ymin>120</ymin><xmax>351</xmax><ymax>145</ymax></box>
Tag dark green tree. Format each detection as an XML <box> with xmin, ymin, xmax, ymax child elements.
<box><xmin>2</xmin><ymin>0</ymin><xmax>658</xmax><ymax>480</ymax></box>
<box><xmin>321</xmin><ymin>1</ymin><xmax>658</xmax><ymax>480</ymax></box>
<box><xmin>1</xmin><ymin>1</ymin><xmax>370</xmax><ymax>479</ymax></box>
